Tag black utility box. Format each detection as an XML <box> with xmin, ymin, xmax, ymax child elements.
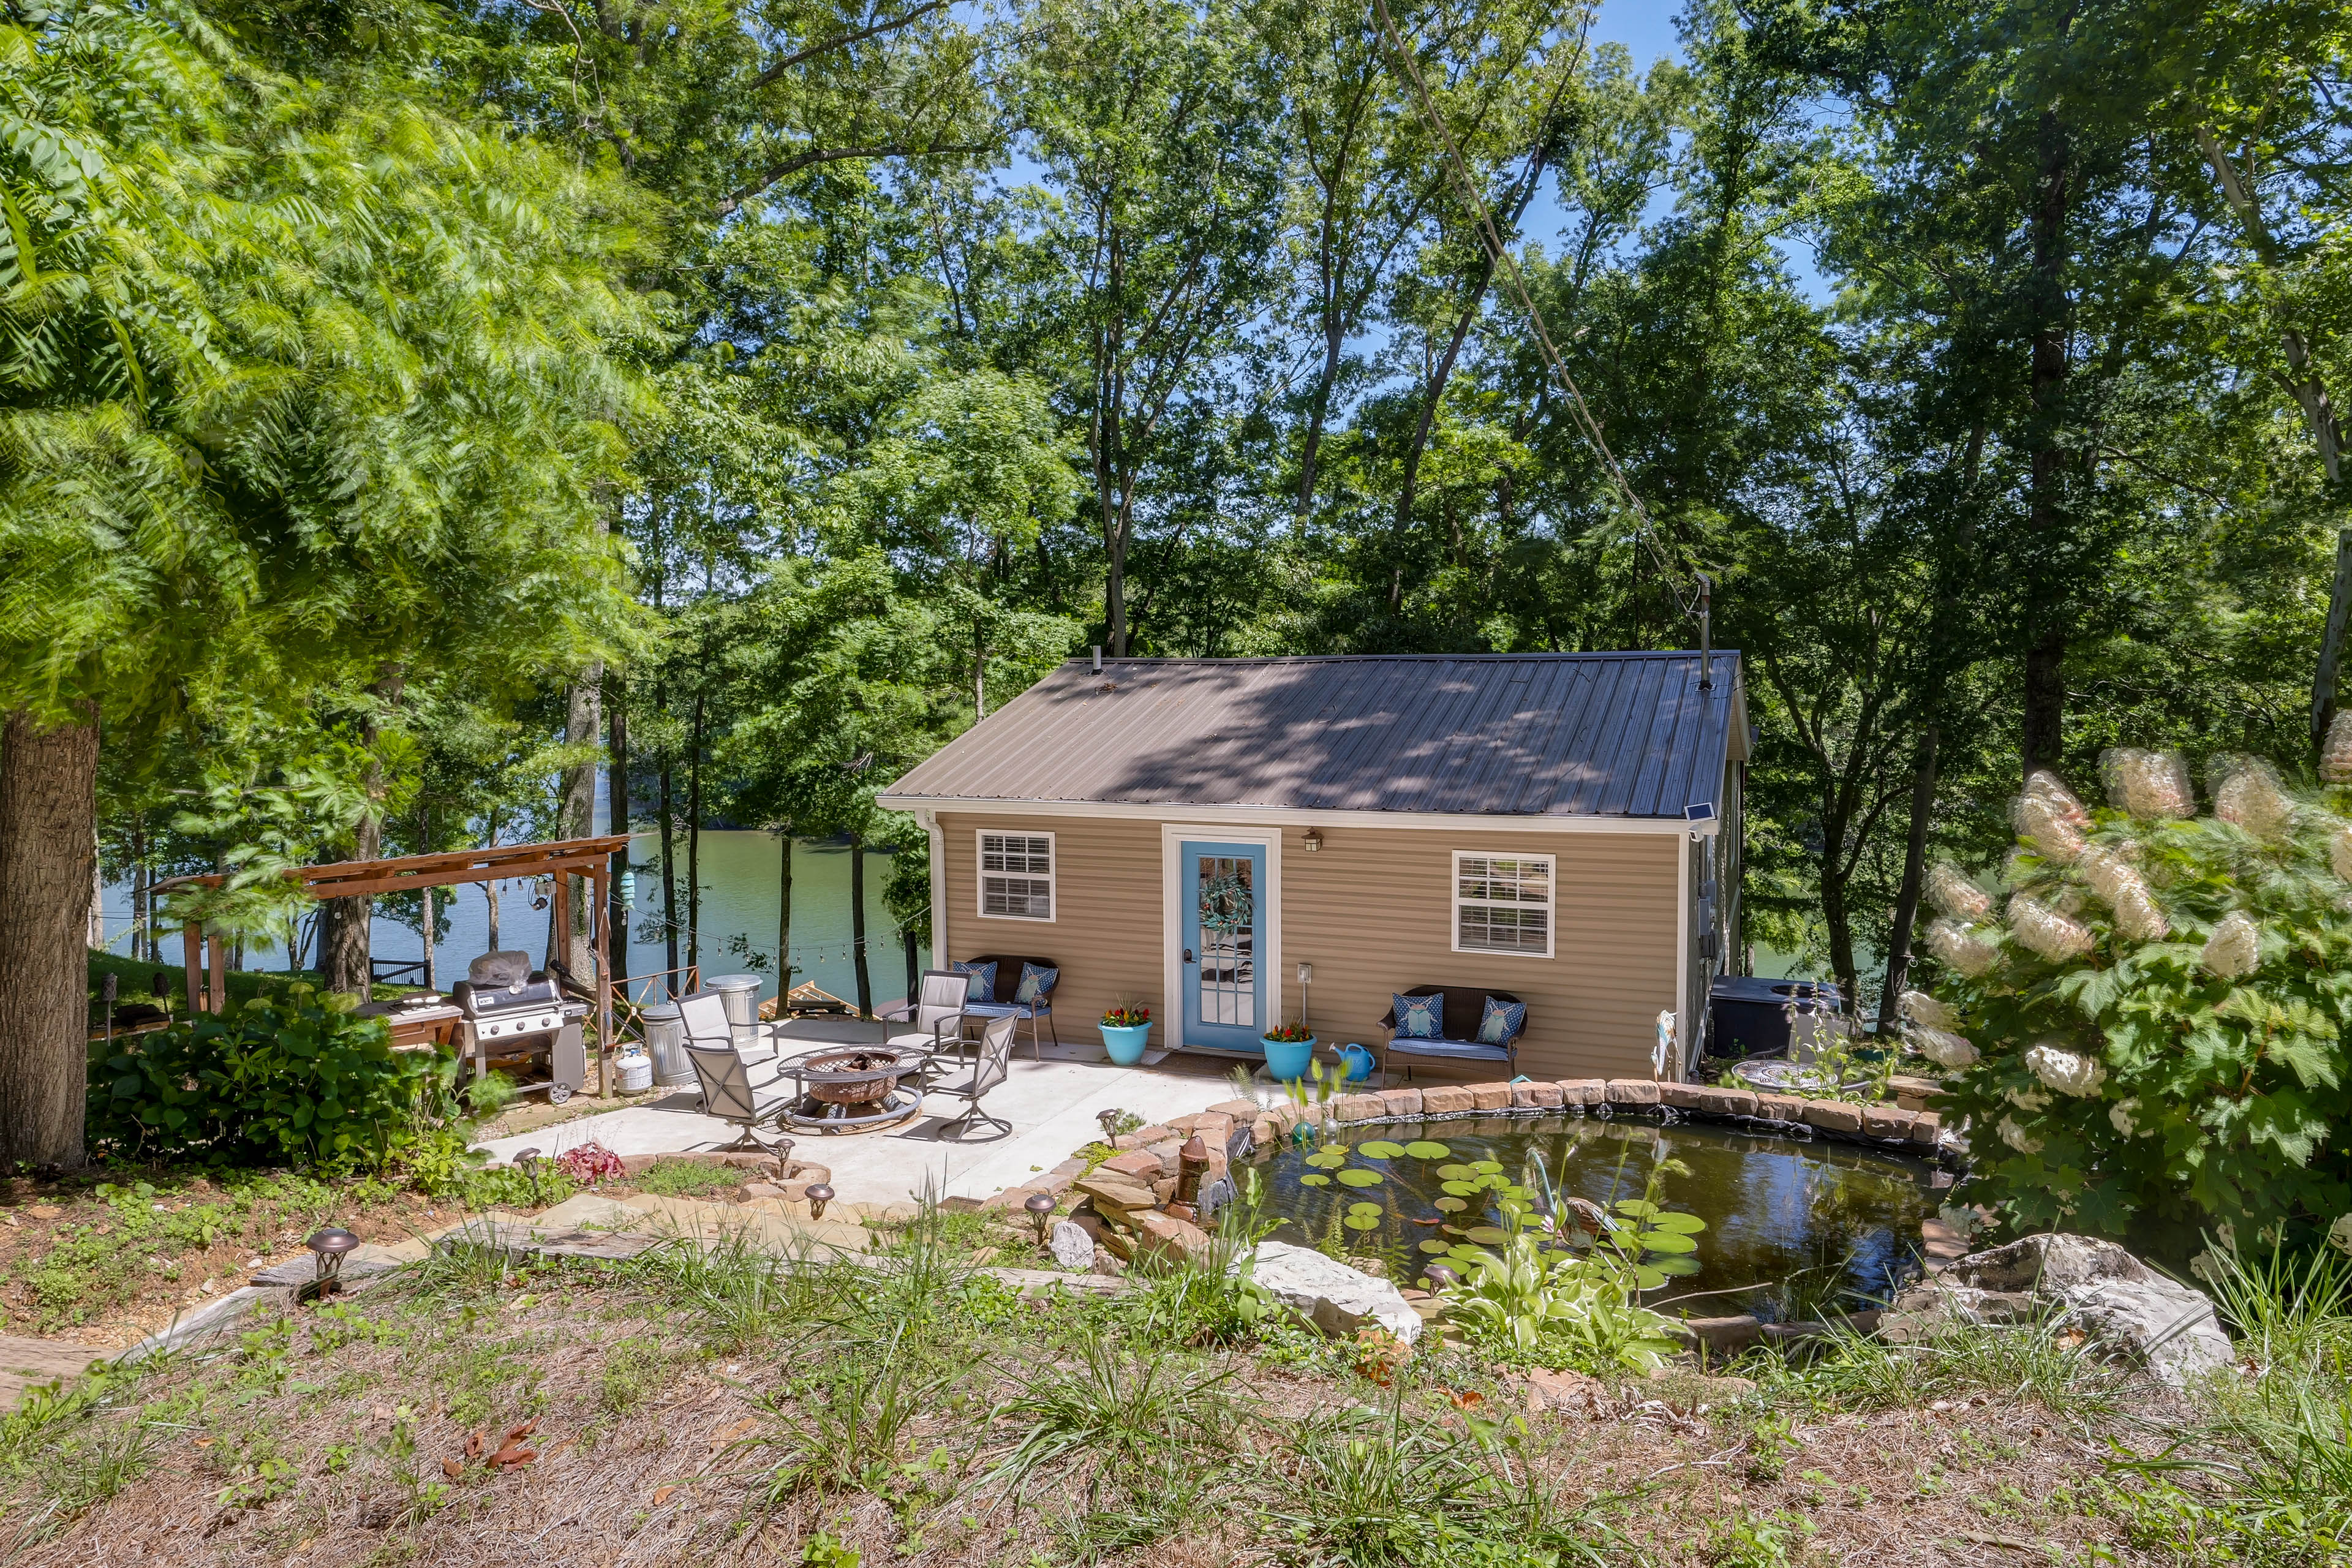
<box><xmin>1708</xmin><ymin>976</ymin><xmax>1843</xmax><ymax>1059</ymax></box>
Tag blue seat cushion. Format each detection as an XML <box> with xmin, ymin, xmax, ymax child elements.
<box><xmin>1387</xmin><ymin>1036</ymin><xmax>1512</xmax><ymax>1061</ymax></box>
<box><xmin>964</xmin><ymin>999</ymin><xmax>1046</xmax><ymax>1020</ymax></box>
<box><xmin>1393</xmin><ymin>992</ymin><xmax>1444</xmax><ymax>1039</ymax></box>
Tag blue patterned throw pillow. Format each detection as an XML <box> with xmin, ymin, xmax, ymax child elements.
<box><xmin>951</xmin><ymin>959</ymin><xmax>998</xmax><ymax>1001</ymax></box>
<box><xmin>1393</xmin><ymin>992</ymin><xmax>1444</xmax><ymax>1040</ymax></box>
<box><xmin>1015</xmin><ymin>962</ymin><xmax>1058</xmax><ymax>1005</ymax></box>
<box><xmin>1478</xmin><ymin>996</ymin><xmax>1526</xmax><ymax>1044</ymax></box>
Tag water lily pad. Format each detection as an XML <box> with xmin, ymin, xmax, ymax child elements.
<box><xmin>1471</xmin><ymin>1159</ymin><xmax>1504</xmax><ymax>1174</ymax></box>
<box><xmin>1356</xmin><ymin>1140</ymin><xmax>1408</xmax><ymax>1159</ymax></box>
<box><xmin>1463</xmin><ymin>1226</ymin><xmax>1509</xmax><ymax>1244</ymax></box>
<box><xmin>1436</xmin><ymin>1164</ymin><xmax>1475</xmax><ymax>1180</ymax></box>
<box><xmin>1305</xmin><ymin>1149</ymin><xmax>1348</xmax><ymax>1169</ymax></box>
<box><xmin>1298</xmin><ymin>1173</ymin><xmax>1332</xmax><ymax>1186</ymax></box>
<box><xmin>1433</xmin><ymin>1196</ymin><xmax>1468</xmax><ymax>1213</ymax></box>
<box><xmin>1343</xmin><ymin>1213</ymin><xmax>1382</xmax><ymax>1231</ymax></box>
<box><xmin>1403</xmin><ymin>1141</ymin><xmax>1452</xmax><ymax>1159</ymax></box>
<box><xmin>1348</xmin><ymin>1201</ymin><xmax>1383</xmax><ymax>1216</ymax></box>
<box><xmin>1649</xmin><ymin>1255</ymin><xmax>1703</xmax><ymax>1276</ymax></box>
<box><xmin>1613</xmin><ymin>1198</ymin><xmax>1660</xmax><ymax>1218</ymax></box>
<box><xmin>1638</xmin><ymin>1231</ymin><xmax>1698</xmax><ymax>1254</ymax></box>
<box><xmin>1419</xmin><ymin>1239</ymin><xmax>1453</xmax><ymax>1256</ymax></box>
<box><xmin>1335</xmin><ymin>1168</ymin><xmax>1382</xmax><ymax>1188</ymax></box>
<box><xmin>1632</xmin><ymin>1264</ymin><xmax>1668</xmax><ymax>1290</ymax></box>
<box><xmin>1441</xmin><ymin>1180</ymin><xmax>1479</xmax><ymax>1197</ymax></box>
<box><xmin>1645</xmin><ymin>1212</ymin><xmax>1707</xmax><ymax>1234</ymax></box>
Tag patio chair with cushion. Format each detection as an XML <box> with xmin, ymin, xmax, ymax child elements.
<box><xmin>926</xmin><ymin>1012</ymin><xmax>1017</xmax><ymax>1139</ymax></box>
<box><xmin>881</xmin><ymin>970</ymin><xmax>979</xmax><ymax>1074</ymax></box>
<box><xmin>1379</xmin><ymin>986</ymin><xmax>1527</xmax><ymax>1082</ymax></box>
<box><xmin>680</xmin><ymin>989</ymin><xmax>777</xmax><ymax>1069</ymax></box>
<box><xmin>952</xmin><ymin>954</ymin><xmax>1060</xmax><ymax>1060</ymax></box>
<box><xmin>683</xmin><ymin>1042</ymin><xmax>799</xmax><ymax>1155</ymax></box>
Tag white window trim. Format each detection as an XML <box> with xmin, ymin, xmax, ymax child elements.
<box><xmin>976</xmin><ymin>829</ymin><xmax>1057</xmax><ymax>923</ymax></box>
<box><xmin>1450</xmin><ymin>849</ymin><xmax>1556</xmax><ymax>959</ymax></box>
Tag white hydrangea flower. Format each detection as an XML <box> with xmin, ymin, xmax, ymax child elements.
<box><xmin>2202</xmin><ymin>911</ymin><xmax>2261</xmax><ymax>978</ymax></box>
<box><xmin>2214</xmin><ymin>758</ymin><xmax>2296</xmax><ymax>839</ymax></box>
<box><xmin>2189</xmin><ymin>1250</ymin><xmax>2223</xmax><ymax>1284</ymax></box>
<box><xmin>2005</xmin><ymin>1085</ymin><xmax>2051</xmax><ymax>1112</ymax></box>
<box><xmin>1912</xmin><ymin>1028</ymin><xmax>1978</xmax><ymax>1069</ymax></box>
<box><xmin>2025</xmin><ymin>1042</ymin><xmax>2106</xmax><ymax>1097</ymax></box>
<box><xmin>2103</xmin><ymin>748</ymin><xmax>2196</xmax><ymax>817</ymax></box>
<box><xmin>1926</xmin><ymin>863</ymin><xmax>1992</xmax><ymax>922</ymax></box>
<box><xmin>1901</xmin><ymin>990</ymin><xmax>1958</xmax><ymax>1031</ymax></box>
<box><xmin>2328</xmin><ymin>1214</ymin><xmax>2352</xmax><ymax>1257</ymax></box>
<box><xmin>2111</xmin><ymin>883</ymin><xmax>2169</xmax><ymax>941</ymax></box>
<box><xmin>1997</xmin><ymin>1116</ymin><xmax>2043</xmax><ymax>1155</ymax></box>
<box><xmin>2014</xmin><ymin>790</ymin><xmax>2086</xmax><ymax>863</ymax></box>
<box><xmin>2324</xmin><ymin>712</ymin><xmax>2352</xmax><ymax>785</ymax></box>
<box><xmin>1927</xmin><ymin>918</ymin><xmax>1999</xmax><ymax>977</ymax></box>
<box><xmin>2009</xmin><ymin>894</ymin><xmax>2094</xmax><ymax>962</ymax></box>
<box><xmin>2109</xmin><ymin>1097</ymin><xmax>2139</xmax><ymax>1137</ymax></box>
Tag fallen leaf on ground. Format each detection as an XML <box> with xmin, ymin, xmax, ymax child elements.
<box><xmin>506</xmin><ymin>1419</ymin><xmax>537</xmax><ymax>1440</ymax></box>
<box><xmin>488</xmin><ymin>1443</ymin><xmax>536</xmax><ymax>1468</ymax></box>
<box><xmin>709</xmin><ymin>1417</ymin><xmax>758</xmax><ymax>1449</ymax></box>
<box><xmin>440</xmin><ymin>1458</ymin><xmax>462</xmax><ymax>1479</ymax></box>
<box><xmin>653</xmin><ymin>1485</ymin><xmax>679</xmax><ymax>1505</ymax></box>
<box><xmin>465</xmin><ymin>1430</ymin><xmax>484</xmax><ymax>1459</ymax></box>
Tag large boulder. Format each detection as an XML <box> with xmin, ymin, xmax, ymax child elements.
<box><xmin>1882</xmin><ymin>1233</ymin><xmax>2233</xmax><ymax>1389</ymax></box>
<box><xmin>1238</xmin><ymin>1241</ymin><xmax>1421</xmax><ymax>1343</ymax></box>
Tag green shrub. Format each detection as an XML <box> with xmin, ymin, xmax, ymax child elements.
<box><xmin>89</xmin><ymin>987</ymin><xmax>458</xmax><ymax>1172</ymax></box>
<box><xmin>1913</xmin><ymin>759</ymin><xmax>2352</xmax><ymax>1258</ymax></box>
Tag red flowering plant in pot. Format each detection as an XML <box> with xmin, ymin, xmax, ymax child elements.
<box><xmin>1099</xmin><ymin>1003</ymin><xmax>1153</xmax><ymax>1065</ymax></box>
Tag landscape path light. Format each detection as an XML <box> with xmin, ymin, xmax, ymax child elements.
<box><xmin>514</xmin><ymin>1148</ymin><xmax>544</xmax><ymax>1209</ymax></box>
<box><xmin>1023</xmin><ymin>1192</ymin><xmax>1057</xmax><ymax>1246</ymax></box>
<box><xmin>307</xmin><ymin>1227</ymin><xmax>360</xmax><ymax>1297</ymax></box>
<box><xmin>804</xmin><ymin>1183</ymin><xmax>834</xmax><ymax>1221</ymax></box>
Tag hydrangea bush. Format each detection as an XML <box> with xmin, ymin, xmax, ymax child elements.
<box><xmin>1913</xmin><ymin>750</ymin><xmax>2352</xmax><ymax>1258</ymax></box>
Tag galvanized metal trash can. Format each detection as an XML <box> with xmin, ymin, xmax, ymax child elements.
<box><xmin>640</xmin><ymin>999</ymin><xmax>691</xmax><ymax>1087</ymax></box>
<box><xmin>704</xmin><ymin>973</ymin><xmax>772</xmax><ymax>1062</ymax></box>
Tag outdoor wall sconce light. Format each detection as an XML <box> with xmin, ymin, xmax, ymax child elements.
<box><xmin>1023</xmin><ymin>1192</ymin><xmax>1057</xmax><ymax>1245</ymax></box>
<box><xmin>1302</xmin><ymin>828</ymin><xmax>1323</xmax><ymax>851</ymax></box>
<box><xmin>306</xmin><ymin>1227</ymin><xmax>360</xmax><ymax>1297</ymax></box>
<box><xmin>804</xmin><ymin>1183</ymin><xmax>834</xmax><ymax>1221</ymax></box>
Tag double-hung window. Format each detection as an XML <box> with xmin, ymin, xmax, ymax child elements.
<box><xmin>978</xmin><ymin>831</ymin><xmax>1055</xmax><ymax>921</ymax></box>
<box><xmin>1453</xmin><ymin>852</ymin><xmax>1553</xmax><ymax>957</ymax></box>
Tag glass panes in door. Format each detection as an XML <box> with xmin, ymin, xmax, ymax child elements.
<box><xmin>1194</xmin><ymin>854</ymin><xmax>1256</xmax><ymax>1028</ymax></box>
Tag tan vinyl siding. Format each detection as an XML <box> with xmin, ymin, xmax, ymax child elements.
<box><xmin>935</xmin><ymin>812</ymin><xmax>1679</xmax><ymax>1077</ymax></box>
<box><xmin>939</xmin><ymin>813</ymin><xmax>1166</xmax><ymax>1049</ymax></box>
<box><xmin>1276</xmin><ymin>826</ymin><xmax>1677</xmax><ymax>1082</ymax></box>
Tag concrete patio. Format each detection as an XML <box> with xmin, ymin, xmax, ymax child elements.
<box><xmin>472</xmin><ymin>1016</ymin><xmax>1247</xmax><ymax>1207</ymax></box>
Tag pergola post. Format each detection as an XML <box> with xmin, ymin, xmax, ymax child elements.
<box><xmin>181</xmin><ymin>923</ymin><xmax>203</xmax><ymax>1016</ymax></box>
<box><xmin>590</xmin><ymin>865</ymin><xmax>611</xmax><ymax>1097</ymax></box>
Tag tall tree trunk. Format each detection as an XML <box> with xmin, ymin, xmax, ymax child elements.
<box><xmin>658</xmin><ymin>738</ymin><xmax>679</xmax><ymax>995</ymax></box>
<box><xmin>319</xmin><ymin>674</ymin><xmax>401</xmax><ymax>997</ymax></box>
<box><xmin>483</xmin><ymin>809</ymin><xmax>503</xmax><ymax>952</ymax></box>
<box><xmin>775</xmin><ymin>830</ymin><xmax>793</xmax><ymax>994</ymax></box>
<box><xmin>130</xmin><ymin>817</ymin><xmax>151</xmax><ymax>964</ymax></box>
<box><xmin>0</xmin><ymin>705</ymin><xmax>100</xmax><ymax>1169</ymax></box>
<box><xmin>850</xmin><ymin>834</ymin><xmax>872</xmax><ymax>1019</ymax></box>
<box><xmin>1877</xmin><ymin>720</ymin><xmax>1939</xmax><ymax>1030</ymax></box>
<box><xmin>1296</xmin><ymin>322</ymin><xmax>1346</xmax><ymax>519</ymax></box>
<box><xmin>606</xmin><ymin>668</ymin><xmax>630</xmax><ymax>997</ymax></box>
<box><xmin>686</xmin><ymin>690</ymin><xmax>705</xmax><ymax>976</ymax></box>
<box><xmin>2020</xmin><ymin>104</ymin><xmax>2071</xmax><ymax>781</ymax></box>
<box><xmin>550</xmin><ymin>665</ymin><xmax>602</xmax><ymax>977</ymax></box>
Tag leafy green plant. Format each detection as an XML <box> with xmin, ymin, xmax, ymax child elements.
<box><xmin>88</xmin><ymin>986</ymin><xmax>458</xmax><ymax>1172</ymax></box>
<box><xmin>1915</xmin><ymin>761</ymin><xmax>2352</xmax><ymax>1254</ymax></box>
<box><xmin>631</xmin><ymin>1159</ymin><xmax>751</xmax><ymax>1197</ymax></box>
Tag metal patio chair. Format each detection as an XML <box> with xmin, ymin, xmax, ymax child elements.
<box><xmin>926</xmin><ymin>1012</ymin><xmax>1017</xmax><ymax>1140</ymax></box>
<box><xmin>882</xmin><ymin>969</ymin><xmax>978</xmax><ymax>1080</ymax></box>
<box><xmin>682</xmin><ymin>1041</ymin><xmax>798</xmax><ymax>1156</ymax></box>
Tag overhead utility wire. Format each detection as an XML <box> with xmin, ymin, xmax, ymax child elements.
<box><xmin>1369</xmin><ymin>0</ymin><xmax>1703</xmax><ymax>626</ymax></box>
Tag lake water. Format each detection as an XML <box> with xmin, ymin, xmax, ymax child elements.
<box><xmin>98</xmin><ymin>831</ymin><xmax>927</xmax><ymax>1015</ymax></box>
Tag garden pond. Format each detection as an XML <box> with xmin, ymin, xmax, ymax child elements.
<box><xmin>1250</xmin><ymin>1113</ymin><xmax>1944</xmax><ymax>1321</ymax></box>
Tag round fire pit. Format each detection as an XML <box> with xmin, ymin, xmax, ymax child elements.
<box><xmin>775</xmin><ymin>1046</ymin><xmax>927</xmax><ymax>1133</ymax></box>
<box><xmin>801</xmin><ymin>1048</ymin><xmax>914</xmax><ymax>1105</ymax></box>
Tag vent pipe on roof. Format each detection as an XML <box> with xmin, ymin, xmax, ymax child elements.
<box><xmin>1091</xmin><ymin>646</ymin><xmax>1102</xmax><ymax>674</ymax></box>
<box><xmin>1696</xmin><ymin>573</ymin><xmax>1714</xmax><ymax>690</ymax></box>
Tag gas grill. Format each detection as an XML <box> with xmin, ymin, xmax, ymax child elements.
<box><xmin>451</xmin><ymin>951</ymin><xmax>587</xmax><ymax>1103</ymax></box>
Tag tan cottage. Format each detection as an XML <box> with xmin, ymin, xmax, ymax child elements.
<box><xmin>876</xmin><ymin>652</ymin><xmax>1749</xmax><ymax>1084</ymax></box>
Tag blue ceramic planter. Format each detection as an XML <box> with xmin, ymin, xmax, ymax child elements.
<box><xmin>1261</xmin><ymin>1035</ymin><xmax>1316</xmax><ymax>1080</ymax></box>
<box><xmin>1099</xmin><ymin>1023</ymin><xmax>1152</xmax><ymax>1065</ymax></box>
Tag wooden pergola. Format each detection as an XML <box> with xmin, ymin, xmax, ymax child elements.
<box><xmin>156</xmin><ymin>834</ymin><xmax>633</xmax><ymax>1093</ymax></box>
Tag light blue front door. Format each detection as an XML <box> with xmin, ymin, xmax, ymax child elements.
<box><xmin>1181</xmin><ymin>840</ymin><xmax>1265</xmax><ymax>1050</ymax></box>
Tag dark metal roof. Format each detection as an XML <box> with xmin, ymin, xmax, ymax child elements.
<box><xmin>879</xmin><ymin>652</ymin><xmax>1746</xmax><ymax>819</ymax></box>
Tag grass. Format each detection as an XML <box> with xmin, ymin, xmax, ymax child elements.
<box><xmin>631</xmin><ymin>1158</ymin><xmax>755</xmax><ymax>1198</ymax></box>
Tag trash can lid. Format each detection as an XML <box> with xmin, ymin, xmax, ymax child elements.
<box><xmin>704</xmin><ymin>973</ymin><xmax>764</xmax><ymax>990</ymax></box>
<box><xmin>639</xmin><ymin>1000</ymin><xmax>681</xmax><ymax>1019</ymax></box>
